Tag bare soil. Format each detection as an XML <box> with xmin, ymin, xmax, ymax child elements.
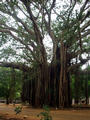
<box><xmin>0</xmin><ymin>103</ymin><xmax>90</xmax><ymax>120</ymax></box>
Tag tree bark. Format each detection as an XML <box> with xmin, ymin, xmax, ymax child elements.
<box><xmin>6</xmin><ymin>97</ymin><xmax>9</xmax><ymax>105</ymax></box>
<box><xmin>59</xmin><ymin>41</ymin><xmax>70</xmax><ymax>107</ymax></box>
<box><xmin>74</xmin><ymin>72</ymin><xmax>79</xmax><ymax>104</ymax></box>
<box><xmin>35</xmin><ymin>67</ymin><xmax>41</xmax><ymax>107</ymax></box>
<box><xmin>40</xmin><ymin>63</ymin><xmax>50</xmax><ymax>106</ymax></box>
<box><xmin>85</xmin><ymin>75</ymin><xmax>88</xmax><ymax>104</ymax></box>
<box><xmin>9</xmin><ymin>68</ymin><xmax>16</xmax><ymax>103</ymax></box>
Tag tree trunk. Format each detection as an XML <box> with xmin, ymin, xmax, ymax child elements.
<box><xmin>40</xmin><ymin>63</ymin><xmax>50</xmax><ymax>106</ymax></box>
<box><xmin>85</xmin><ymin>76</ymin><xmax>88</xmax><ymax>104</ymax></box>
<box><xmin>9</xmin><ymin>68</ymin><xmax>16</xmax><ymax>103</ymax></box>
<box><xmin>6</xmin><ymin>97</ymin><xmax>9</xmax><ymax>105</ymax></box>
<box><xmin>21</xmin><ymin>72</ymin><xmax>28</xmax><ymax>103</ymax></box>
<box><xmin>50</xmin><ymin>60</ymin><xmax>59</xmax><ymax>107</ymax></box>
<box><xmin>34</xmin><ymin>63</ymin><xmax>50</xmax><ymax>107</ymax></box>
<box><xmin>59</xmin><ymin>41</ymin><xmax>70</xmax><ymax>107</ymax></box>
<box><xmin>50</xmin><ymin>63</ymin><xmax>55</xmax><ymax>106</ymax></box>
<box><xmin>35</xmin><ymin>67</ymin><xmax>41</xmax><ymax>107</ymax></box>
<box><xmin>74</xmin><ymin>72</ymin><xmax>79</xmax><ymax>104</ymax></box>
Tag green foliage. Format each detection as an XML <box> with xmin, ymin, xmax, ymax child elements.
<box><xmin>0</xmin><ymin>47</ymin><xmax>16</xmax><ymax>60</ymax></box>
<box><xmin>37</xmin><ymin>105</ymin><xmax>52</xmax><ymax>120</ymax></box>
<box><xmin>14</xmin><ymin>106</ymin><xmax>22</xmax><ymax>115</ymax></box>
<box><xmin>0</xmin><ymin>33</ymin><xmax>8</xmax><ymax>47</ymax></box>
<box><xmin>0</xmin><ymin>67</ymin><xmax>22</xmax><ymax>101</ymax></box>
<box><xmin>0</xmin><ymin>68</ymin><xmax>11</xmax><ymax>98</ymax></box>
<box><xmin>71</xmin><ymin>66</ymin><xmax>90</xmax><ymax>99</ymax></box>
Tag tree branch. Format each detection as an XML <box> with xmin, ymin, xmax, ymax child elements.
<box><xmin>68</xmin><ymin>57</ymin><xmax>90</xmax><ymax>72</ymax></box>
<box><xmin>0</xmin><ymin>29</ymin><xmax>40</xmax><ymax>63</ymax></box>
<box><xmin>81</xmin><ymin>20</ymin><xmax>90</xmax><ymax>32</ymax></box>
<box><xmin>79</xmin><ymin>0</ymin><xmax>89</xmax><ymax>17</ymax></box>
<box><xmin>81</xmin><ymin>29</ymin><xmax>90</xmax><ymax>38</ymax></box>
<box><xmin>0</xmin><ymin>7</ymin><xmax>34</xmax><ymax>36</ymax></box>
<box><xmin>0</xmin><ymin>61</ymin><xmax>30</xmax><ymax>71</ymax></box>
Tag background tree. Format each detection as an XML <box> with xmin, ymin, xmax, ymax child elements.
<box><xmin>71</xmin><ymin>66</ymin><xmax>90</xmax><ymax>104</ymax></box>
<box><xmin>0</xmin><ymin>67</ymin><xmax>22</xmax><ymax>104</ymax></box>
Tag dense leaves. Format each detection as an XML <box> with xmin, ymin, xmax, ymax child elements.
<box><xmin>0</xmin><ymin>67</ymin><xmax>22</xmax><ymax>103</ymax></box>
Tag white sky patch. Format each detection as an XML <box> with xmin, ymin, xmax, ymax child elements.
<box><xmin>43</xmin><ymin>35</ymin><xmax>53</xmax><ymax>61</ymax></box>
<box><xmin>17</xmin><ymin>10</ymin><xmax>26</xmax><ymax>19</ymax></box>
<box><xmin>82</xmin><ymin>61</ymin><xmax>90</xmax><ymax>70</ymax></box>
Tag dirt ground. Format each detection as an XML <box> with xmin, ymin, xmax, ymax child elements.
<box><xmin>0</xmin><ymin>103</ymin><xmax>90</xmax><ymax>120</ymax></box>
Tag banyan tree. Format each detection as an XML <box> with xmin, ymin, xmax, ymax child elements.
<box><xmin>0</xmin><ymin>0</ymin><xmax>90</xmax><ymax>107</ymax></box>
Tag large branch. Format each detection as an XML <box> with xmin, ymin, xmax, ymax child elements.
<box><xmin>0</xmin><ymin>29</ymin><xmax>40</xmax><ymax>63</ymax></box>
<box><xmin>81</xmin><ymin>29</ymin><xmax>90</xmax><ymax>38</ymax></box>
<box><xmin>50</xmin><ymin>0</ymin><xmax>56</xmax><ymax>12</ymax></box>
<box><xmin>78</xmin><ymin>70</ymin><xmax>90</xmax><ymax>75</ymax></box>
<box><xmin>0</xmin><ymin>62</ymin><xmax>30</xmax><ymax>71</ymax></box>
<box><xmin>20</xmin><ymin>0</ymin><xmax>43</xmax><ymax>42</ymax></box>
<box><xmin>15</xmin><ymin>2</ymin><xmax>30</xmax><ymax>19</ymax></box>
<box><xmin>68</xmin><ymin>1</ymin><xmax>89</xmax><ymax>30</ymax></box>
<box><xmin>0</xmin><ymin>21</ymin><xmax>38</xmax><ymax>50</ymax></box>
<box><xmin>70</xmin><ymin>48</ymin><xmax>90</xmax><ymax>60</ymax></box>
<box><xmin>81</xmin><ymin>10</ymin><xmax>90</xmax><ymax>23</ymax></box>
<box><xmin>48</xmin><ymin>0</ymin><xmax>56</xmax><ymax>26</ymax></box>
<box><xmin>79</xmin><ymin>0</ymin><xmax>89</xmax><ymax>16</ymax></box>
<box><xmin>76</xmin><ymin>0</ymin><xmax>89</xmax><ymax>23</ymax></box>
<box><xmin>20</xmin><ymin>0</ymin><xmax>48</xmax><ymax>63</ymax></box>
<box><xmin>81</xmin><ymin>20</ymin><xmax>90</xmax><ymax>32</ymax></box>
<box><xmin>43</xmin><ymin>17</ymin><xmax>58</xmax><ymax>61</ymax></box>
<box><xmin>0</xmin><ymin>6</ymin><xmax>34</xmax><ymax>37</ymax></box>
<box><xmin>11</xmin><ymin>13</ymin><xmax>34</xmax><ymax>36</ymax></box>
<box><xmin>68</xmin><ymin>57</ymin><xmax>90</xmax><ymax>72</ymax></box>
<box><xmin>0</xmin><ymin>23</ymin><xmax>24</xmax><ymax>36</ymax></box>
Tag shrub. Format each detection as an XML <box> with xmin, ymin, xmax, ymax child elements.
<box><xmin>37</xmin><ymin>105</ymin><xmax>52</xmax><ymax>120</ymax></box>
<box><xmin>14</xmin><ymin>106</ymin><xmax>22</xmax><ymax>115</ymax></box>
